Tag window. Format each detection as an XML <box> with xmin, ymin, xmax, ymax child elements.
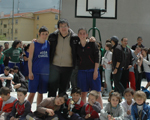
<box><xmin>15</xmin><ymin>29</ymin><xmax>18</xmax><ymax>33</ymax></box>
<box><xmin>15</xmin><ymin>19</ymin><xmax>18</xmax><ymax>24</ymax></box>
<box><xmin>36</xmin><ymin>34</ymin><xmax>38</xmax><ymax>38</ymax></box>
<box><xmin>55</xmin><ymin>14</ymin><xmax>58</xmax><ymax>20</ymax></box>
<box><xmin>11</xmin><ymin>29</ymin><xmax>13</xmax><ymax>34</ymax></box>
<box><xmin>37</xmin><ymin>24</ymin><xmax>39</xmax><ymax>29</ymax></box>
<box><xmin>3</xmin><ymin>33</ymin><xmax>6</xmax><ymax>37</ymax></box>
<box><xmin>37</xmin><ymin>16</ymin><xmax>39</xmax><ymax>20</ymax></box>
<box><xmin>14</xmin><ymin>37</ymin><xmax>17</xmax><ymax>40</ymax></box>
<box><xmin>4</xmin><ymin>24</ymin><xmax>7</xmax><ymax>28</ymax></box>
<box><xmin>0</xmin><ymin>20</ymin><xmax>2</xmax><ymax>25</ymax></box>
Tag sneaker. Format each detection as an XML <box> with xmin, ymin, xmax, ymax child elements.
<box><xmin>26</xmin><ymin>114</ymin><xmax>35</xmax><ymax>120</ymax></box>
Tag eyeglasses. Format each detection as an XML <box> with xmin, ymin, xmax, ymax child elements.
<box><xmin>59</xmin><ymin>25</ymin><xmax>68</xmax><ymax>28</ymax></box>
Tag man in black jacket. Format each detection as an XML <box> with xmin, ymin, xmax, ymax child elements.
<box><xmin>120</xmin><ymin>37</ymin><xmax>132</xmax><ymax>89</ymax></box>
<box><xmin>48</xmin><ymin>19</ymin><xmax>95</xmax><ymax>97</ymax></box>
<box><xmin>48</xmin><ymin>19</ymin><xmax>79</xmax><ymax>97</ymax></box>
<box><xmin>111</xmin><ymin>36</ymin><xmax>125</xmax><ymax>95</ymax></box>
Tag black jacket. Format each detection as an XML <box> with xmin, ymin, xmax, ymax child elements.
<box><xmin>131</xmin><ymin>43</ymin><xmax>144</xmax><ymax>50</ymax></box>
<box><xmin>48</xmin><ymin>29</ymin><xmax>79</xmax><ymax>68</ymax></box>
<box><xmin>112</xmin><ymin>44</ymin><xmax>123</xmax><ymax>70</ymax></box>
<box><xmin>120</xmin><ymin>45</ymin><xmax>133</xmax><ymax>69</ymax></box>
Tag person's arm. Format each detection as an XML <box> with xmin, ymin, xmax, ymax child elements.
<box><xmin>37</xmin><ymin>98</ymin><xmax>53</xmax><ymax>115</ymax></box>
<box><xmin>9</xmin><ymin>101</ymin><xmax>17</xmax><ymax>118</ymax></box>
<box><xmin>18</xmin><ymin>101</ymin><xmax>31</xmax><ymax>120</ymax></box>
<box><xmin>28</xmin><ymin>43</ymin><xmax>34</xmax><ymax>80</ymax></box>
<box><xmin>113</xmin><ymin>106</ymin><xmax>124</xmax><ymax>120</ymax></box>
<box><xmin>142</xmin><ymin>54</ymin><xmax>150</xmax><ymax>65</ymax></box>
<box><xmin>92</xmin><ymin>102</ymin><xmax>101</xmax><ymax>113</ymax></box>
<box><xmin>80</xmin><ymin>104</ymin><xmax>86</xmax><ymax>118</ymax></box>
<box><xmin>131</xmin><ymin>105</ymin><xmax>136</xmax><ymax>120</ymax></box>
<box><xmin>0</xmin><ymin>74</ymin><xmax>13</xmax><ymax>80</ymax></box>
<box><xmin>137</xmin><ymin>54</ymin><xmax>143</xmax><ymax>67</ymax></box>
<box><xmin>93</xmin><ymin>43</ymin><xmax>99</xmax><ymax>80</ymax></box>
<box><xmin>100</xmin><ymin>103</ymin><xmax>110</xmax><ymax>119</ymax></box>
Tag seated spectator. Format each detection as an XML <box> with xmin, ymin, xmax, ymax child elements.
<box><xmin>121</xmin><ymin>88</ymin><xmax>135</xmax><ymax>120</ymax></box>
<box><xmin>0</xmin><ymin>66</ymin><xmax>14</xmax><ymax>91</ymax></box>
<box><xmin>100</xmin><ymin>90</ymin><xmax>124</xmax><ymax>120</ymax></box>
<box><xmin>26</xmin><ymin>94</ymin><xmax>68</xmax><ymax>120</ymax></box>
<box><xmin>0</xmin><ymin>87</ymin><xmax>17</xmax><ymax>120</ymax></box>
<box><xmin>13</xmin><ymin>66</ymin><xmax>28</xmax><ymax>90</ymax></box>
<box><xmin>131</xmin><ymin>90</ymin><xmax>150</xmax><ymax>120</ymax></box>
<box><xmin>63</xmin><ymin>87</ymin><xmax>84</xmax><ymax>119</ymax></box>
<box><xmin>3</xmin><ymin>40</ymin><xmax>22</xmax><ymax>70</ymax></box>
<box><xmin>71</xmin><ymin>90</ymin><xmax>101</xmax><ymax>120</ymax></box>
<box><xmin>9</xmin><ymin>88</ymin><xmax>31</xmax><ymax>120</ymax></box>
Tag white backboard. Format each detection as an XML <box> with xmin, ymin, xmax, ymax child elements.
<box><xmin>75</xmin><ymin>0</ymin><xmax>117</xmax><ymax>19</ymax></box>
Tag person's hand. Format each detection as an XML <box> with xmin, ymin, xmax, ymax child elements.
<box><xmin>89</xmin><ymin>36</ymin><xmax>96</xmax><ymax>42</ymax></box>
<box><xmin>9</xmin><ymin>56</ymin><xmax>11</xmax><ymax>59</ymax></box>
<box><xmin>85</xmin><ymin>114</ymin><xmax>90</xmax><ymax>119</ymax></box>
<box><xmin>103</xmin><ymin>65</ymin><xmax>106</xmax><ymax>69</ymax></box>
<box><xmin>46</xmin><ymin>109</ymin><xmax>55</xmax><ymax>116</ymax></box>
<box><xmin>127</xmin><ymin>110</ymin><xmax>131</xmax><ymax>115</ymax></box>
<box><xmin>140</xmin><ymin>54</ymin><xmax>143</xmax><ymax>60</ymax></box>
<box><xmin>113</xmin><ymin>69</ymin><xmax>117</xmax><ymax>74</ymax></box>
<box><xmin>12</xmin><ymin>81</ymin><xmax>15</xmax><ymax>84</ymax></box>
<box><xmin>127</xmin><ymin>65</ymin><xmax>132</xmax><ymax>69</ymax></box>
<box><xmin>0</xmin><ymin>78</ymin><xmax>4</xmax><ymax>82</ymax></box>
<box><xmin>108</xmin><ymin>115</ymin><xmax>112</xmax><ymax>120</ymax></box>
<box><xmin>108</xmin><ymin>61</ymin><xmax>112</xmax><ymax>64</ymax></box>
<box><xmin>32</xmin><ymin>39</ymin><xmax>37</xmax><ymax>42</ymax></box>
<box><xmin>93</xmin><ymin>70</ymin><xmax>98</xmax><ymax>80</ymax></box>
<box><xmin>29</xmin><ymin>72</ymin><xmax>34</xmax><ymax>80</ymax></box>
<box><xmin>88</xmin><ymin>100</ymin><xmax>94</xmax><ymax>106</ymax></box>
<box><xmin>10</xmin><ymin>117</ymin><xmax>15</xmax><ymax>120</ymax></box>
<box><xmin>68</xmin><ymin>111</ymin><xmax>74</xmax><ymax>116</ymax></box>
<box><xmin>15</xmin><ymin>118</ymin><xmax>19</xmax><ymax>120</ymax></box>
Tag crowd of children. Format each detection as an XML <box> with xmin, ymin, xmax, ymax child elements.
<box><xmin>0</xmin><ymin>86</ymin><xmax>150</xmax><ymax>120</ymax></box>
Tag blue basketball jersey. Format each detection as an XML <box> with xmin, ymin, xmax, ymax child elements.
<box><xmin>32</xmin><ymin>40</ymin><xmax>50</xmax><ymax>74</ymax></box>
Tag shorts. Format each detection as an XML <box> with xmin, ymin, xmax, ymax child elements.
<box><xmin>77</xmin><ymin>69</ymin><xmax>101</xmax><ymax>92</ymax></box>
<box><xmin>28</xmin><ymin>74</ymin><xmax>49</xmax><ymax>93</ymax></box>
<box><xmin>145</xmin><ymin>72</ymin><xmax>150</xmax><ymax>82</ymax></box>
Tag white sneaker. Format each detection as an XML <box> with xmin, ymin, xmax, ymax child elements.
<box><xmin>52</xmin><ymin>117</ymin><xmax>59</xmax><ymax>120</ymax></box>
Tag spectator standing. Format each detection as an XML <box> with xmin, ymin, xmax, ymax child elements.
<box><xmin>111</xmin><ymin>36</ymin><xmax>124</xmax><ymax>95</ymax></box>
<box><xmin>3</xmin><ymin>40</ymin><xmax>22</xmax><ymax>70</ymax></box>
<box><xmin>120</xmin><ymin>37</ymin><xmax>132</xmax><ymax>90</ymax></box>
<box><xmin>76</xmin><ymin>28</ymin><xmax>103</xmax><ymax>108</ymax></box>
<box><xmin>102</xmin><ymin>42</ymin><xmax>112</xmax><ymax>95</ymax></box>
<box><xmin>131</xmin><ymin>36</ymin><xmax>144</xmax><ymax>50</ymax></box>
<box><xmin>3</xmin><ymin>42</ymin><xmax>9</xmax><ymax>67</ymax></box>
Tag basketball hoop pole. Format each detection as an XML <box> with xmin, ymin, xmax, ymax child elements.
<box><xmin>88</xmin><ymin>18</ymin><xmax>101</xmax><ymax>42</ymax></box>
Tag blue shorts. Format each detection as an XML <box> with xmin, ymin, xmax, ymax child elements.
<box><xmin>77</xmin><ymin>69</ymin><xmax>101</xmax><ymax>92</ymax></box>
<box><xmin>8</xmin><ymin>62</ymin><xmax>20</xmax><ymax>70</ymax></box>
<box><xmin>28</xmin><ymin>74</ymin><xmax>49</xmax><ymax>93</ymax></box>
<box><xmin>145</xmin><ymin>72</ymin><xmax>150</xmax><ymax>82</ymax></box>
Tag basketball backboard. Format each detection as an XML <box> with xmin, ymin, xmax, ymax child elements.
<box><xmin>75</xmin><ymin>0</ymin><xmax>117</xmax><ymax>19</ymax></box>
